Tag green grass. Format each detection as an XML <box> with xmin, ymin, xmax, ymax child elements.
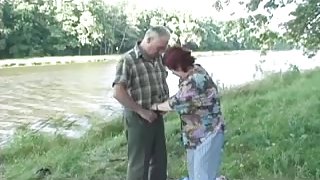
<box><xmin>1</xmin><ymin>68</ymin><xmax>320</xmax><ymax>180</ymax></box>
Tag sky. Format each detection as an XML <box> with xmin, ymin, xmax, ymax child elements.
<box><xmin>105</xmin><ymin>0</ymin><xmax>298</xmax><ymax>32</ymax></box>
<box><xmin>107</xmin><ymin>0</ymin><xmax>245</xmax><ymax>20</ymax></box>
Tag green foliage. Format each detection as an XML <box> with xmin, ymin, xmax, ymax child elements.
<box><xmin>0</xmin><ymin>0</ymin><xmax>290</xmax><ymax>59</ymax></box>
<box><xmin>213</xmin><ymin>0</ymin><xmax>320</xmax><ymax>57</ymax></box>
<box><xmin>285</xmin><ymin>0</ymin><xmax>320</xmax><ymax>57</ymax></box>
<box><xmin>253</xmin><ymin>0</ymin><xmax>320</xmax><ymax>57</ymax></box>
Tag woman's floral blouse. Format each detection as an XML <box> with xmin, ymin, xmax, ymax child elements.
<box><xmin>168</xmin><ymin>64</ymin><xmax>225</xmax><ymax>149</ymax></box>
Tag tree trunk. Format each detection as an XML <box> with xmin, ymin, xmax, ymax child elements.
<box><xmin>107</xmin><ymin>43</ymin><xmax>112</xmax><ymax>54</ymax></box>
<box><xmin>118</xmin><ymin>27</ymin><xmax>127</xmax><ymax>54</ymax></box>
<box><xmin>104</xmin><ymin>37</ymin><xmax>107</xmax><ymax>54</ymax></box>
<box><xmin>100</xmin><ymin>42</ymin><xmax>102</xmax><ymax>55</ymax></box>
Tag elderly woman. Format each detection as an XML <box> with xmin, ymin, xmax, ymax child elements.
<box><xmin>151</xmin><ymin>46</ymin><xmax>226</xmax><ymax>180</ymax></box>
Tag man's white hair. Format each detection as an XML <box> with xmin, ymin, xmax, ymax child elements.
<box><xmin>144</xmin><ymin>25</ymin><xmax>171</xmax><ymax>39</ymax></box>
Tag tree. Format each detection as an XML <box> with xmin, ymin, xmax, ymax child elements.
<box><xmin>0</xmin><ymin>0</ymin><xmax>282</xmax><ymax>59</ymax></box>
<box><xmin>136</xmin><ymin>9</ymin><xmax>205</xmax><ymax>48</ymax></box>
<box><xmin>1</xmin><ymin>0</ymin><xmax>64</xmax><ymax>57</ymax></box>
<box><xmin>285</xmin><ymin>0</ymin><xmax>320</xmax><ymax>57</ymax></box>
<box><xmin>213</xmin><ymin>0</ymin><xmax>320</xmax><ymax>57</ymax></box>
<box><xmin>0</xmin><ymin>1</ymin><xmax>7</xmax><ymax>55</ymax></box>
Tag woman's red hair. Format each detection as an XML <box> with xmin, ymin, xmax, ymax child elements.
<box><xmin>164</xmin><ymin>46</ymin><xmax>195</xmax><ymax>72</ymax></box>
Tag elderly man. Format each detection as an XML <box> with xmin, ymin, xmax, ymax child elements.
<box><xmin>112</xmin><ymin>26</ymin><xmax>170</xmax><ymax>180</ymax></box>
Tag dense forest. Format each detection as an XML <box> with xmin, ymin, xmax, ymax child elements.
<box><xmin>0</xmin><ymin>0</ymin><xmax>318</xmax><ymax>59</ymax></box>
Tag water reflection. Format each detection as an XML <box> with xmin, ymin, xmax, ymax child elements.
<box><xmin>0</xmin><ymin>61</ymin><xmax>121</xmax><ymax>146</ymax></box>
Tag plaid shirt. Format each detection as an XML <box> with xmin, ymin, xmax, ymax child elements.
<box><xmin>112</xmin><ymin>42</ymin><xmax>169</xmax><ymax>108</ymax></box>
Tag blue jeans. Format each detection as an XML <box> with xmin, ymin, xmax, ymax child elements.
<box><xmin>186</xmin><ymin>131</ymin><xmax>224</xmax><ymax>180</ymax></box>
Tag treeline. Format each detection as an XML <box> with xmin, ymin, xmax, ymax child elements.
<box><xmin>0</xmin><ymin>0</ymin><xmax>293</xmax><ymax>59</ymax></box>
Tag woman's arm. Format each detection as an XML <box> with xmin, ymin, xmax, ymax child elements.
<box><xmin>151</xmin><ymin>78</ymin><xmax>194</xmax><ymax>113</ymax></box>
<box><xmin>151</xmin><ymin>100</ymin><xmax>173</xmax><ymax>112</ymax></box>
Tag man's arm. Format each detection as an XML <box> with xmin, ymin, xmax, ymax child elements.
<box><xmin>113</xmin><ymin>83</ymin><xmax>143</xmax><ymax>113</ymax></box>
<box><xmin>113</xmin><ymin>83</ymin><xmax>158</xmax><ymax>123</ymax></box>
<box><xmin>112</xmin><ymin>57</ymin><xmax>141</xmax><ymax>112</ymax></box>
<box><xmin>113</xmin><ymin>84</ymin><xmax>157</xmax><ymax>123</ymax></box>
<box><xmin>113</xmin><ymin>56</ymin><xmax>158</xmax><ymax>122</ymax></box>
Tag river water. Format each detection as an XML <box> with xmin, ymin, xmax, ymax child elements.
<box><xmin>0</xmin><ymin>50</ymin><xmax>319</xmax><ymax>146</ymax></box>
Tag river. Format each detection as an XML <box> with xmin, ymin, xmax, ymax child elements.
<box><xmin>0</xmin><ymin>50</ymin><xmax>319</xmax><ymax>146</ymax></box>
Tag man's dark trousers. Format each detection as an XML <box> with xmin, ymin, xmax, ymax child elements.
<box><xmin>124</xmin><ymin>110</ymin><xmax>167</xmax><ymax>180</ymax></box>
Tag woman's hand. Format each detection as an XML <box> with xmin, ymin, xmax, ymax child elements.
<box><xmin>151</xmin><ymin>103</ymin><xmax>167</xmax><ymax>116</ymax></box>
<box><xmin>151</xmin><ymin>101</ymin><xmax>172</xmax><ymax>112</ymax></box>
<box><xmin>150</xmin><ymin>103</ymin><xmax>159</xmax><ymax>111</ymax></box>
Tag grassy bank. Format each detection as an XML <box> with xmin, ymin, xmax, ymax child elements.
<box><xmin>1</xmin><ymin>68</ymin><xmax>320</xmax><ymax>180</ymax></box>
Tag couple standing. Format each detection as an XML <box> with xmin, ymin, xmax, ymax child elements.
<box><xmin>112</xmin><ymin>26</ymin><xmax>226</xmax><ymax>180</ymax></box>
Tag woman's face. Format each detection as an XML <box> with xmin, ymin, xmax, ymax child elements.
<box><xmin>171</xmin><ymin>68</ymin><xmax>189</xmax><ymax>79</ymax></box>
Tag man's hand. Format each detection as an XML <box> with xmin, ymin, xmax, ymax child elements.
<box><xmin>137</xmin><ymin>109</ymin><xmax>158</xmax><ymax>123</ymax></box>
